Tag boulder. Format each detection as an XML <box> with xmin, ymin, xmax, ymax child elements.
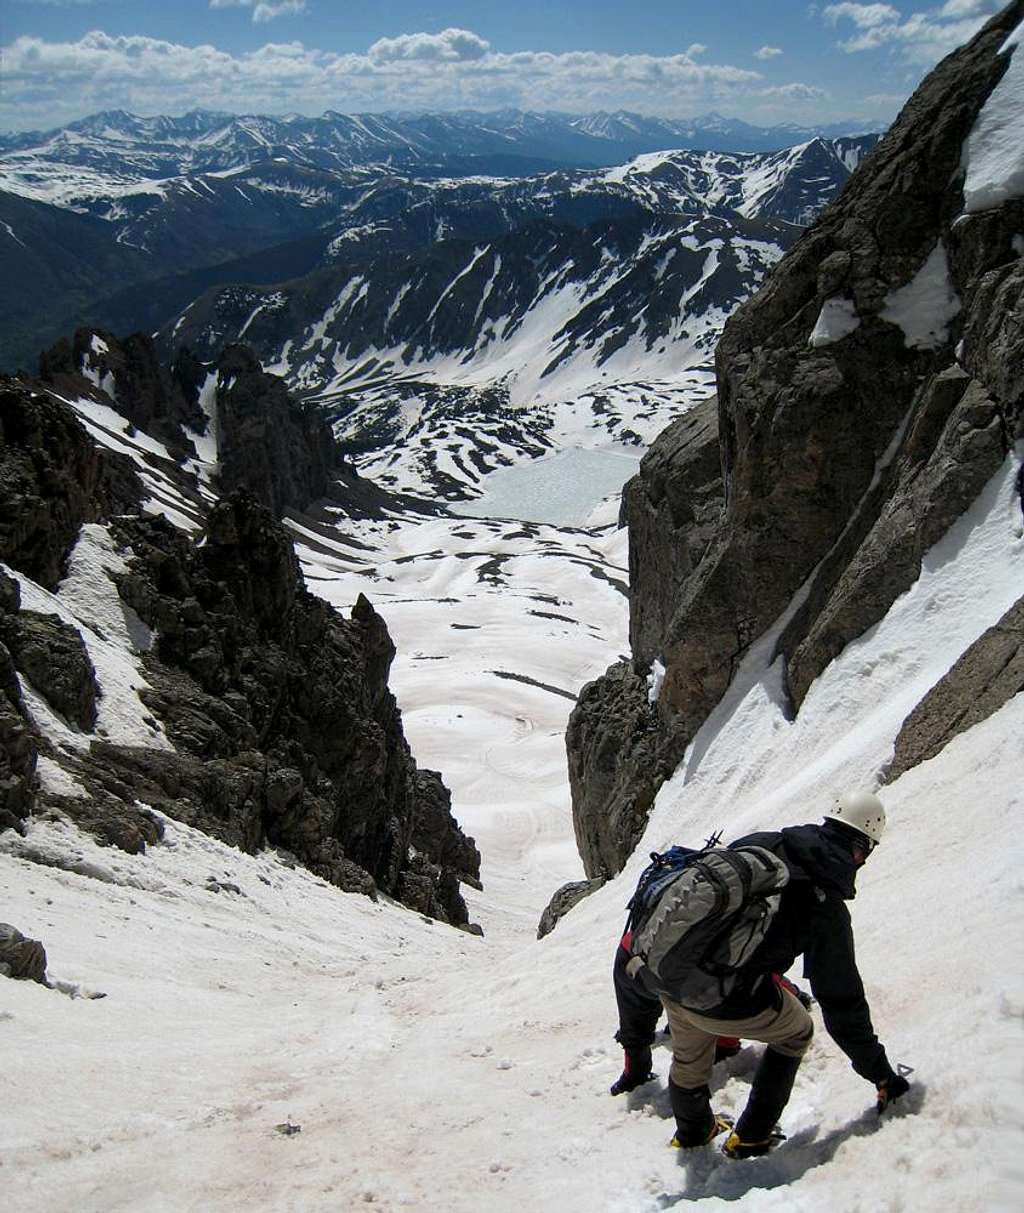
<box><xmin>537</xmin><ymin>877</ymin><xmax>607</xmax><ymax>940</ymax></box>
<box><xmin>0</xmin><ymin>923</ymin><xmax>47</xmax><ymax>983</ymax></box>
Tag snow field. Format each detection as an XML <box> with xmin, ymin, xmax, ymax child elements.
<box><xmin>1</xmin><ymin>431</ymin><xmax>1021</xmax><ymax>1209</ymax></box>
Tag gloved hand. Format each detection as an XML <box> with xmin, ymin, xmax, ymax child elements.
<box><xmin>876</xmin><ymin>1070</ymin><xmax>910</xmax><ymax>1114</ymax></box>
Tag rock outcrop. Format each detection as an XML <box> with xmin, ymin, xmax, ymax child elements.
<box><xmin>0</xmin><ymin>923</ymin><xmax>47</xmax><ymax>983</ymax></box>
<box><xmin>0</xmin><ymin>375</ymin><xmax>480</xmax><ymax>926</ymax></box>
<box><xmin>100</xmin><ymin>493</ymin><xmax>480</xmax><ymax>923</ymax></box>
<box><xmin>0</xmin><ymin>572</ymin><xmax>37</xmax><ymax>834</ymax></box>
<box><xmin>883</xmin><ymin>594</ymin><xmax>1024</xmax><ymax>782</ymax></box>
<box><xmin>213</xmin><ymin>343</ymin><xmax>339</xmax><ymax>516</ymax></box>
<box><xmin>40</xmin><ymin>327</ymin><xmax>208</xmax><ymax>457</ymax></box>
<box><xmin>0</xmin><ymin>610</ymin><xmax>100</xmax><ymax>732</ymax></box>
<box><xmin>0</xmin><ymin>376</ymin><xmax>143</xmax><ymax>590</ymax></box>
<box><xmin>568</xmin><ymin>4</ymin><xmax>1024</xmax><ymax>879</ymax></box>
<box><xmin>39</xmin><ymin>330</ymin><xmax>343</xmax><ymax>518</ymax></box>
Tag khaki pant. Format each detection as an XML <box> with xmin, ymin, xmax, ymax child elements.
<box><xmin>660</xmin><ymin>986</ymin><xmax>814</xmax><ymax>1089</ymax></box>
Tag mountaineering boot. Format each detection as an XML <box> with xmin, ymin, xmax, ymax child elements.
<box><xmin>667</xmin><ymin>1081</ymin><xmax>731</xmax><ymax>1148</ymax></box>
<box><xmin>731</xmin><ymin>1048</ymin><xmax>802</xmax><ymax>1147</ymax></box>
<box><xmin>721</xmin><ymin>1127</ymin><xmax>786</xmax><ymax>1159</ymax></box>
<box><xmin>609</xmin><ymin>1045</ymin><xmax>655</xmax><ymax>1096</ymax></box>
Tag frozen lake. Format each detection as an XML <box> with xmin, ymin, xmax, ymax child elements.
<box><xmin>453</xmin><ymin>446</ymin><xmax>642</xmax><ymax>527</ymax></box>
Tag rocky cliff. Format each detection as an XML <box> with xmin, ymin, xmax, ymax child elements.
<box><xmin>567</xmin><ymin>3</ymin><xmax>1024</xmax><ymax>879</ymax></box>
<box><xmin>0</xmin><ymin>372</ymin><xmax>481</xmax><ymax>927</ymax></box>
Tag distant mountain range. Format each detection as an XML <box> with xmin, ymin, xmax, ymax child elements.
<box><xmin>0</xmin><ymin>107</ymin><xmax>880</xmax><ymax>374</ymax></box>
<box><xmin>0</xmin><ymin>108</ymin><xmax>881</xmax><ymax>188</ymax></box>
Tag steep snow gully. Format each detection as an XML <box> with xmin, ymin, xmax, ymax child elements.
<box><xmin>3</xmin><ymin>421</ymin><xmax>1022</xmax><ymax>1213</ymax></box>
<box><xmin>4</xmin><ymin>15</ymin><xmax>1024</xmax><ymax>1213</ymax></box>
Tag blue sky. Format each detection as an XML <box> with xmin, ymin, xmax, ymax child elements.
<box><xmin>0</xmin><ymin>1</ymin><xmax>1008</xmax><ymax>132</ymax></box>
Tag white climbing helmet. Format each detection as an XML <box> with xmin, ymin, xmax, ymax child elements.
<box><xmin>826</xmin><ymin>790</ymin><xmax>887</xmax><ymax>846</ymax></box>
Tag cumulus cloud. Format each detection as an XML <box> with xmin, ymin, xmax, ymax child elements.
<box><xmin>368</xmin><ymin>28</ymin><xmax>490</xmax><ymax>63</ymax></box>
<box><xmin>824</xmin><ymin>0</ymin><xmax>1003</xmax><ymax>60</ymax></box>
<box><xmin>760</xmin><ymin>82</ymin><xmax>827</xmax><ymax>100</ymax></box>
<box><xmin>1</xmin><ymin>27</ymin><xmax>783</xmax><ymax>130</ymax></box>
<box><xmin>823</xmin><ymin>3</ymin><xmax>900</xmax><ymax>28</ymax></box>
<box><xmin>754</xmin><ymin>46</ymin><xmax>784</xmax><ymax>60</ymax></box>
<box><xmin>686</xmin><ymin>43</ymin><xmax>707</xmax><ymax>57</ymax></box>
<box><xmin>209</xmin><ymin>0</ymin><xmax>307</xmax><ymax>22</ymax></box>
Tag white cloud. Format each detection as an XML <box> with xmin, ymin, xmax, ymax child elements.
<box><xmin>686</xmin><ymin>43</ymin><xmax>707</xmax><ymax>57</ymax></box>
<box><xmin>754</xmin><ymin>46</ymin><xmax>784</xmax><ymax>60</ymax></box>
<box><xmin>824</xmin><ymin>0</ymin><xmax>1002</xmax><ymax>61</ymax></box>
<box><xmin>823</xmin><ymin>3</ymin><xmax>900</xmax><ymax>27</ymax></box>
<box><xmin>938</xmin><ymin>0</ymin><xmax>992</xmax><ymax>15</ymax></box>
<box><xmin>760</xmin><ymin>82</ymin><xmax>827</xmax><ymax>100</ymax></box>
<box><xmin>209</xmin><ymin>0</ymin><xmax>307</xmax><ymax>21</ymax></box>
<box><xmin>368</xmin><ymin>28</ymin><xmax>490</xmax><ymax>63</ymax></box>
<box><xmin>0</xmin><ymin>28</ymin><xmax>777</xmax><ymax>130</ymax></box>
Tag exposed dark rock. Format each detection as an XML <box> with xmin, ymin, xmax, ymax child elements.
<box><xmin>0</xmin><ymin>923</ymin><xmax>47</xmax><ymax>983</ymax></box>
<box><xmin>537</xmin><ymin>876</ymin><xmax>607</xmax><ymax>939</ymax></box>
<box><xmin>0</xmin><ymin>689</ymin><xmax>36</xmax><ymax>834</ymax></box>
<box><xmin>1</xmin><ymin>610</ymin><xmax>99</xmax><ymax>731</ymax></box>
<box><xmin>567</xmin><ymin>661</ymin><xmax>675</xmax><ymax>879</ymax></box>
<box><xmin>884</xmin><ymin>596</ymin><xmax>1024</xmax><ymax>782</ymax></box>
<box><xmin>39</xmin><ymin>327</ymin><xmax>207</xmax><ymax>455</ymax></box>
<box><xmin>0</xmin><ymin>377</ymin><xmax>143</xmax><ymax>590</ymax></box>
<box><xmin>49</xmin><ymin>786</ymin><xmax>165</xmax><ymax>855</ymax></box>
<box><xmin>568</xmin><ymin>5</ymin><xmax>1024</xmax><ymax>870</ymax></box>
<box><xmin>107</xmin><ymin>492</ymin><xmax>480</xmax><ymax>924</ymax></box>
<box><xmin>0</xmin><ymin>572</ymin><xmax>35</xmax><ymax>833</ymax></box>
<box><xmin>214</xmin><ymin>343</ymin><xmax>338</xmax><ymax>516</ymax></box>
<box><xmin>623</xmin><ymin>398</ymin><xmax>724</xmax><ymax>670</ymax></box>
<box><xmin>782</xmin><ymin>371</ymin><xmax>1007</xmax><ymax>707</ymax></box>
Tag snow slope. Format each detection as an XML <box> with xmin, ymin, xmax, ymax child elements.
<box><xmin>2</xmin><ymin>400</ymin><xmax>1021</xmax><ymax>1211</ymax></box>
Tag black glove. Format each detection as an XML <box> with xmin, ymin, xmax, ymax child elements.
<box><xmin>876</xmin><ymin>1070</ymin><xmax>910</xmax><ymax>1114</ymax></box>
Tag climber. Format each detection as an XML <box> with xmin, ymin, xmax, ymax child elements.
<box><xmin>610</xmin><ymin>939</ymin><xmax>810</xmax><ymax>1096</ymax></box>
<box><xmin>617</xmin><ymin>791</ymin><xmax>909</xmax><ymax>1158</ymax></box>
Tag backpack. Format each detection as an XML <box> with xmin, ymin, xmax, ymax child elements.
<box><xmin>624</xmin><ymin>843</ymin><xmax>790</xmax><ymax>1012</ymax></box>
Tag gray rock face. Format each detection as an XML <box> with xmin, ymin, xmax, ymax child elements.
<box><xmin>213</xmin><ymin>344</ymin><xmax>338</xmax><ymax>517</ymax></box>
<box><xmin>108</xmin><ymin>493</ymin><xmax>481</xmax><ymax>923</ymax></box>
<box><xmin>567</xmin><ymin>4</ymin><xmax>1024</xmax><ymax>879</ymax></box>
<box><xmin>0</xmin><ymin>377</ymin><xmax>143</xmax><ymax>590</ymax></box>
<box><xmin>624</xmin><ymin>399</ymin><xmax>724</xmax><ymax>671</ymax></box>
<box><xmin>39</xmin><ymin>327</ymin><xmax>207</xmax><ymax>456</ymax></box>
<box><xmin>0</xmin><ymin>610</ymin><xmax>100</xmax><ymax>731</ymax></box>
<box><xmin>884</xmin><ymin>595</ymin><xmax>1024</xmax><ymax>782</ymax></box>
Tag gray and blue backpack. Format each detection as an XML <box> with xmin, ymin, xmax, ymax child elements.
<box><xmin>624</xmin><ymin>842</ymin><xmax>790</xmax><ymax>1012</ymax></box>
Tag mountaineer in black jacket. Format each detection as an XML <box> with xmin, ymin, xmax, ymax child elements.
<box><xmin>659</xmin><ymin>791</ymin><xmax>910</xmax><ymax>1158</ymax></box>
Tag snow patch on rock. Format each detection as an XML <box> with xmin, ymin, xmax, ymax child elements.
<box><xmin>880</xmin><ymin>241</ymin><xmax>961</xmax><ymax>350</ymax></box>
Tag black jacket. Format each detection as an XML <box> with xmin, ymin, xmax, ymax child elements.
<box><xmin>713</xmin><ymin>823</ymin><xmax>890</xmax><ymax>1083</ymax></box>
